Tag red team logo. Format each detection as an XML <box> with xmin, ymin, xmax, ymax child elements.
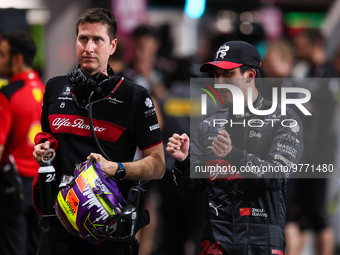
<box><xmin>49</xmin><ymin>114</ymin><xmax>126</xmax><ymax>142</ymax></box>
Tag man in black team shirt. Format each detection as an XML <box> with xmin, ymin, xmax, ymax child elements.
<box><xmin>166</xmin><ymin>41</ymin><xmax>304</xmax><ymax>254</ymax></box>
<box><xmin>33</xmin><ymin>7</ymin><xmax>165</xmax><ymax>255</ymax></box>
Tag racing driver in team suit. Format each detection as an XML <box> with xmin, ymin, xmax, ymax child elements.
<box><xmin>166</xmin><ymin>41</ymin><xmax>304</xmax><ymax>255</ymax></box>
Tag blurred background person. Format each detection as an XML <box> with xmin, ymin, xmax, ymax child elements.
<box><xmin>118</xmin><ymin>24</ymin><xmax>168</xmax><ymax>255</ymax></box>
<box><xmin>108</xmin><ymin>41</ymin><xmax>126</xmax><ymax>76</ymax></box>
<box><xmin>123</xmin><ymin>24</ymin><xmax>169</xmax><ymax>100</ymax></box>
<box><xmin>151</xmin><ymin>57</ymin><xmax>207</xmax><ymax>255</ymax></box>
<box><xmin>0</xmin><ymin>31</ymin><xmax>45</xmax><ymax>255</ymax></box>
<box><xmin>262</xmin><ymin>40</ymin><xmax>295</xmax><ymax>79</ymax></box>
<box><xmin>260</xmin><ymin>40</ymin><xmax>295</xmax><ymax>100</ymax></box>
<box><xmin>285</xmin><ymin>28</ymin><xmax>337</xmax><ymax>255</ymax></box>
<box><xmin>292</xmin><ymin>29</ymin><xmax>336</xmax><ymax>78</ymax></box>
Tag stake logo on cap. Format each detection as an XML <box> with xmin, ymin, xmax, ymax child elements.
<box><xmin>200</xmin><ymin>40</ymin><xmax>262</xmax><ymax>72</ymax></box>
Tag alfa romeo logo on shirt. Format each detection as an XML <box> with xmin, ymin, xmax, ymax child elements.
<box><xmin>145</xmin><ymin>98</ymin><xmax>153</xmax><ymax>108</ymax></box>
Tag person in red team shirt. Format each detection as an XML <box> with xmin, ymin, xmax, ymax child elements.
<box><xmin>0</xmin><ymin>31</ymin><xmax>45</xmax><ymax>255</ymax></box>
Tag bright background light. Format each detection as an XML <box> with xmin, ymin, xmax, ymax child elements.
<box><xmin>184</xmin><ymin>0</ymin><xmax>206</xmax><ymax>19</ymax></box>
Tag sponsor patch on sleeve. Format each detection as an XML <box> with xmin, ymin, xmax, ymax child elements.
<box><xmin>149</xmin><ymin>124</ymin><xmax>160</xmax><ymax>131</ymax></box>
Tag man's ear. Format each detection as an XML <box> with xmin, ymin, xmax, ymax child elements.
<box><xmin>110</xmin><ymin>38</ymin><xmax>118</xmax><ymax>55</ymax></box>
<box><xmin>247</xmin><ymin>68</ymin><xmax>256</xmax><ymax>83</ymax></box>
<box><xmin>13</xmin><ymin>54</ymin><xmax>24</xmax><ymax>66</ymax></box>
<box><xmin>11</xmin><ymin>53</ymin><xmax>25</xmax><ymax>73</ymax></box>
<box><xmin>248</xmin><ymin>68</ymin><xmax>256</xmax><ymax>79</ymax></box>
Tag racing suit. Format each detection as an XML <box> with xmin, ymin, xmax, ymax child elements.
<box><xmin>172</xmin><ymin>94</ymin><xmax>304</xmax><ymax>255</ymax></box>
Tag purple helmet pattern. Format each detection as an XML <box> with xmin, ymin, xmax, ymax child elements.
<box><xmin>55</xmin><ymin>159</ymin><xmax>127</xmax><ymax>244</ymax></box>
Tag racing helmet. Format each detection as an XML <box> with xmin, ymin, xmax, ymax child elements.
<box><xmin>55</xmin><ymin>158</ymin><xmax>127</xmax><ymax>245</ymax></box>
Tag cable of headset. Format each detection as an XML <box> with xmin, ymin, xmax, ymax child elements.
<box><xmin>69</xmin><ymin>71</ymin><xmax>124</xmax><ymax>160</ymax></box>
<box><xmin>86</xmin><ymin>76</ymin><xmax>124</xmax><ymax>161</ymax></box>
<box><xmin>70</xmin><ymin>74</ymin><xmax>150</xmax><ymax>188</ymax></box>
<box><xmin>88</xmin><ymin>101</ymin><xmax>112</xmax><ymax>161</ymax></box>
<box><xmin>87</xmin><ymin>78</ymin><xmax>151</xmax><ymax>188</ymax></box>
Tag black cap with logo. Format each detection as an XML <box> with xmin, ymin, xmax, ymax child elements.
<box><xmin>200</xmin><ymin>40</ymin><xmax>262</xmax><ymax>72</ymax></box>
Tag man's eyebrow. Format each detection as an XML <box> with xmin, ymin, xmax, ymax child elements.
<box><xmin>77</xmin><ymin>33</ymin><xmax>87</xmax><ymax>37</ymax></box>
<box><xmin>77</xmin><ymin>34</ymin><xmax>106</xmax><ymax>42</ymax></box>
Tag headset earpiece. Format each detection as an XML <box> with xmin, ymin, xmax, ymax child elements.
<box><xmin>69</xmin><ymin>66</ymin><xmax>114</xmax><ymax>96</ymax></box>
<box><xmin>69</xmin><ymin>67</ymin><xmax>88</xmax><ymax>93</ymax></box>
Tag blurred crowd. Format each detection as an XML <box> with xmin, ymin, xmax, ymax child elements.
<box><xmin>2</xmin><ymin>4</ymin><xmax>340</xmax><ymax>255</ymax></box>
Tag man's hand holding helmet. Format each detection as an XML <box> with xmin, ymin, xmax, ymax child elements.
<box><xmin>87</xmin><ymin>153</ymin><xmax>126</xmax><ymax>180</ymax></box>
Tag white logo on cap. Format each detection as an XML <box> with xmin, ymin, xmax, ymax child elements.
<box><xmin>216</xmin><ymin>45</ymin><xmax>230</xmax><ymax>59</ymax></box>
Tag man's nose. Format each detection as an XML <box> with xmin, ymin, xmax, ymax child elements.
<box><xmin>215</xmin><ymin>76</ymin><xmax>224</xmax><ymax>84</ymax></box>
<box><xmin>85</xmin><ymin>40</ymin><xmax>94</xmax><ymax>52</ymax></box>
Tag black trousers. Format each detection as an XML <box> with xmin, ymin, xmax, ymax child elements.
<box><xmin>0</xmin><ymin>176</ymin><xmax>41</xmax><ymax>255</ymax></box>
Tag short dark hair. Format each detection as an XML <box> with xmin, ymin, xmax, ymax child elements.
<box><xmin>297</xmin><ymin>28</ymin><xmax>324</xmax><ymax>45</ymax></box>
<box><xmin>76</xmin><ymin>8</ymin><xmax>117</xmax><ymax>41</ymax></box>
<box><xmin>240</xmin><ymin>65</ymin><xmax>261</xmax><ymax>88</ymax></box>
<box><xmin>131</xmin><ymin>24</ymin><xmax>159</xmax><ymax>40</ymax></box>
<box><xmin>2</xmin><ymin>31</ymin><xmax>37</xmax><ymax>67</ymax></box>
